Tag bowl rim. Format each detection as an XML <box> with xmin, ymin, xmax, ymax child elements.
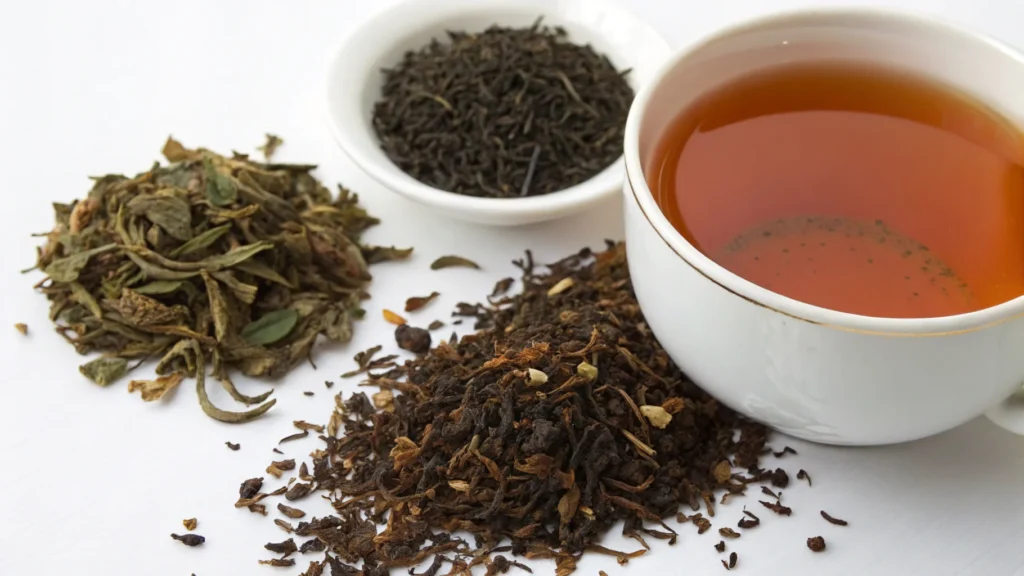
<box><xmin>623</xmin><ymin>6</ymin><xmax>1024</xmax><ymax>336</ymax></box>
<box><xmin>324</xmin><ymin>0</ymin><xmax>672</xmax><ymax>223</ymax></box>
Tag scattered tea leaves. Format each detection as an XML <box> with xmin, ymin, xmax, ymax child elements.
<box><xmin>773</xmin><ymin>446</ymin><xmax>798</xmax><ymax>458</ymax></box>
<box><xmin>277</xmin><ymin>503</ymin><xmax>306</xmax><ymax>519</ymax></box>
<box><xmin>14</xmin><ymin>323</ymin><xmax>27</xmax><ymax>335</ymax></box>
<box><xmin>226</xmin><ymin>441</ymin><xmax>241</xmax><ymax>451</ymax></box>
<box><xmin>738</xmin><ymin>510</ymin><xmax>761</xmax><ymax>529</ymax></box>
<box><xmin>405</xmin><ymin>291</ymin><xmax>440</xmax><ymax>312</ymax></box>
<box><xmin>79</xmin><ymin>357</ymin><xmax>129</xmax><ymax>386</ymax></box>
<box><xmin>728</xmin><ymin>552</ymin><xmax>738</xmax><ymax>569</ymax></box>
<box><xmin>128</xmin><ymin>372</ymin><xmax>184</xmax><ymax>402</ymax></box>
<box><xmin>265</xmin><ymin>538</ymin><xmax>298</xmax><ymax>557</ymax></box>
<box><xmin>491</xmin><ymin>277</ymin><xmax>514</xmax><ymax>298</ymax></box>
<box><xmin>719</xmin><ymin>527</ymin><xmax>741</xmax><ymax>539</ymax></box>
<box><xmin>427</xmin><ymin>320</ymin><xmax>445</xmax><ymax>331</ymax></box>
<box><xmin>430</xmin><ymin>255</ymin><xmax>480</xmax><ymax>270</ymax></box>
<box><xmin>293</xmin><ymin>420</ymin><xmax>324</xmax><ymax>433</ymax></box>
<box><xmin>715</xmin><ymin>541</ymin><xmax>726</xmax><ymax>553</ymax></box>
<box><xmin>760</xmin><ymin>500</ymin><xmax>793</xmax><ymax>516</ymax></box>
<box><xmin>233</xmin><ymin>243</ymin><xmax>780</xmax><ymax>574</ymax></box>
<box><xmin>807</xmin><ymin>536</ymin><xmax>826</xmax><ymax>552</ymax></box>
<box><xmin>171</xmin><ymin>533</ymin><xmax>205</xmax><ymax>547</ymax></box>
<box><xmin>278</xmin><ymin>430</ymin><xmax>308</xmax><ymax>444</ymax></box>
<box><xmin>395</xmin><ymin>324</ymin><xmax>431</xmax><ymax>354</ymax></box>
<box><xmin>383</xmin><ymin>309</ymin><xmax>407</xmax><ymax>326</ymax></box>
<box><xmin>258</xmin><ymin>133</ymin><xmax>283</xmax><ymax>161</ymax></box>
<box><xmin>299</xmin><ymin>539</ymin><xmax>326</xmax><ymax>554</ymax></box>
<box><xmin>761</xmin><ymin>486</ymin><xmax>780</xmax><ymax>500</ymax></box>
<box><xmin>797</xmin><ymin>469</ymin><xmax>812</xmax><ymax>486</ymax></box>
<box><xmin>182</xmin><ymin>518</ymin><xmax>197</xmax><ymax>531</ymax></box>
<box><xmin>821</xmin><ymin>511</ymin><xmax>848</xmax><ymax>526</ymax></box>
<box><xmin>267</xmin><ymin>459</ymin><xmax>296</xmax><ymax>479</ymax></box>
<box><xmin>274</xmin><ymin>519</ymin><xmax>295</xmax><ymax>533</ymax></box>
<box><xmin>259</xmin><ymin>558</ymin><xmax>296</xmax><ymax>567</ymax></box>
<box><xmin>770</xmin><ymin>468</ymin><xmax>790</xmax><ymax>488</ymax></box>
<box><xmin>240</xmin><ymin>309</ymin><xmax>299</xmax><ymax>346</ymax></box>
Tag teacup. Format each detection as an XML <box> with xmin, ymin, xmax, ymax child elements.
<box><xmin>622</xmin><ymin>8</ymin><xmax>1024</xmax><ymax>445</ymax></box>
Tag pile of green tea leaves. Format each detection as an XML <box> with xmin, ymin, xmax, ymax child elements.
<box><xmin>30</xmin><ymin>137</ymin><xmax>410</xmax><ymax>422</ymax></box>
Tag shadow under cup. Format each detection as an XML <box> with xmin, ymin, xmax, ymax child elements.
<box><xmin>623</xmin><ymin>10</ymin><xmax>1024</xmax><ymax>445</ymax></box>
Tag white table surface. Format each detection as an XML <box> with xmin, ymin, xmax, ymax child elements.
<box><xmin>2</xmin><ymin>0</ymin><xmax>1024</xmax><ymax>574</ymax></box>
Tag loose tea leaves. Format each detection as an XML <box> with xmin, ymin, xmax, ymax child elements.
<box><xmin>235</xmin><ymin>242</ymin><xmax>775</xmax><ymax>573</ymax></box>
<box><xmin>258</xmin><ymin>134</ymin><xmax>283</xmax><ymax>161</ymax></box>
<box><xmin>807</xmin><ymin>536</ymin><xmax>826</xmax><ymax>552</ymax></box>
<box><xmin>405</xmin><ymin>291</ymin><xmax>440</xmax><ymax>312</ymax></box>
<box><xmin>226</xmin><ymin>441</ymin><xmax>241</xmax><ymax>451</ymax></box>
<box><xmin>14</xmin><ymin>323</ymin><xmax>28</xmax><ymax>335</ymax></box>
<box><xmin>372</xmin><ymin>20</ymin><xmax>634</xmax><ymax>198</ymax></box>
<box><xmin>797</xmin><ymin>469</ymin><xmax>812</xmax><ymax>486</ymax></box>
<box><xmin>395</xmin><ymin>323</ymin><xmax>431</xmax><ymax>354</ymax></box>
<box><xmin>820</xmin><ymin>511</ymin><xmax>848</xmax><ymax>526</ymax></box>
<box><xmin>171</xmin><ymin>533</ymin><xmax>205</xmax><ymax>547</ymax></box>
<box><xmin>760</xmin><ymin>500</ymin><xmax>793</xmax><ymax>516</ymax></box>
<box><xmin>182</xmin><ymin>518</ymin><xmax>198</xmax><ymax>531</ymax></box>
<box><xmin>429</xmin><ymin>255</ymin><xmax>480</xmax><ymax>270</ymax></box>
<box><xmin>278</xmin><ymin>503</ymin><xmax>306</xmax><ymax>519</ymax></box>
<box><xmin>30</xmin><ymin>137</ymin><xmax>409</xmax><ymax>422</ymax></box>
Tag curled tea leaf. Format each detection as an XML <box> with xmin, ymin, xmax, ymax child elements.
<box><xmin>430</xmin><ymin>255</ymin><xmax>480</xmax><ymax>270</ymax></box>
<box><xmin>363</xmin><ymin>245</ymin><xmax>413</xmax><ymax>264</ymax></box>
<box><xmin>241</xmin><ymin>309</ymin><xmax>299</xmax><ymax>346</ymax></box>
<box><xmin>44</xmin><ymin>244</ymin><xmax>118</xmax><ymax>283</ymax></box>
<box><xmin>169</xmin><ymin>224</ymin><xmax>232</xmax><ymax>258</ymax></box>
<box><xmin>79</xmin><ymin>357</ymin><xmax>129</xmax><ymax>386</ymax></box>
<box><xmin>128</xmin><ymin>372</ymin><xmax>185</xmax><ymax>401</ymax></box>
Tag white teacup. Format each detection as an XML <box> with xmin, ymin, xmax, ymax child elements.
<box><xmin>622</xmin><ymin>8</ymin><xmax>1024</xmax><ymax>445</ymax></box>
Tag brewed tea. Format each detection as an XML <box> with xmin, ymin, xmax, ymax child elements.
<box><xmin>649</xmin><ymin>61</ymin><xmax>1024</xmax><ymax>318</ymax></box>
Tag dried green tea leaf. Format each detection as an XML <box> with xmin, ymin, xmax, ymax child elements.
<box><xmin>404</xmin><ymin>291</ymin><xmax>440</xmax><ymax>312</ymax></box>
<box><xmin>258</xmin><ymin>134</ymin><xmax>284</xmax><ymax>161</ymax></box>
<box><xmin>430</xmin><ymin>255</ymin><xmax>480</xmax><ymax>270</ymax></box>
<box><xmin>128</xmin><ymin>372</ymin><xmax>185</xmax><ymax>401</ymax></box>
<box><xmin>14</xmin><ymin>323</ymin><xmax>27</xmax><ymax>335</ymax></box>
<box><xmin>126</xmin><ymin>191</ymin><xmax>193</xmax><ymax>241</ymax></box>
<box><xmin>69</xmin><ymin>282</ymin><xmax>103</xmax><ymax>320</ymax></box>
<box><xmin>43</xmin><ymin>244</ymin><xmax>118</xmax><ymax>283</ymax></box>
<box><xmin>363</xmin><ymin>245</ymin><xmax>413</xmax><ymax>264</ymax></box>
<box><xmin>203</xmin><ymin>157</ymin><xmax>238</xmax><ymax>206</ymax></box>
<box><xmin>241</xmin><ymin>309</ymin><xmax>299</xmax><ymax>346</ymax></box>
<box><xmin>79</xmin><ymin>357</ymin><xmax>128</xmax><ymax>386</ymax></box>
<box><xmin>162</xmin><ymin>136</ymin><xmax>197</xmax><ymax>162</ymax></box>
<box><xmin>170</xmin><ymin>224</ymin><xmax>232</xmax><ymax>257</ymax></box>
<box><xmin>132</xmin><ymin>279</ymin><xmax>187</xmax><ymax>296</ymax></box>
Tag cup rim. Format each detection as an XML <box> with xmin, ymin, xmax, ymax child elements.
<box><xmin>623</xmin><ymin>6</ymin><xmax>1024</xmax><ymax>336</ymax></box>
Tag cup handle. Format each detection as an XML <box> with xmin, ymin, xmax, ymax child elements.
<box><xmin>985</xmin><ymin>388</ymin><xmax>1024</xmax><ymax>435</ymax></box>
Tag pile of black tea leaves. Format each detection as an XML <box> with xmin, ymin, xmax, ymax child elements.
<box><xmin>372</xmin><ymin>19</ymin><xmax>634</xmax><ymax>199</ymax></box>
<box><xmin>236</xmin><ymin>242</ymin><xmax>803</xmax><ymax>575</ymax></box>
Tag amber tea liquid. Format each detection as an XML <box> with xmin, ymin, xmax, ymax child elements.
<box><xmin>648</xmin><ymin>61</ymin><xmax>1024</xmax><ymax>318</ymax></box>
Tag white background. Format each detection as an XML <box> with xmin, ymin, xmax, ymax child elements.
<box><xmin>2</xmin><ymin>0</ymin><xmax>1024</xmax><ymax>574</ymax></box>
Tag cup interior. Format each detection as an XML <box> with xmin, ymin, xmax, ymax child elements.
<box><xmin>626</xmin><ymin>9</ymin><xmax>1024</xmax><ymax>330</ymax></box>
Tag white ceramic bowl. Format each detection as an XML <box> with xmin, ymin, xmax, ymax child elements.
<box><xmin>623</xmin><ymin>8</ymin><xmax>1024</xmax><ymax>446</ymax></box>
<box><xmin>325</xmin><ymin>0</ymin><xmax>671</xmax><ymax>226</ymax></box>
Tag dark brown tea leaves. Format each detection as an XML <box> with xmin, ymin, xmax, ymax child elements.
<box><xmin>404</xmin><ymin>291</ymin><xmax>440</xmax><ymax>312</ymax></box>
<box><xmin>30</xmin><ymin>137</ymin><xmax>409</xmax><ymax>423</ymax></box>
<box><xmin>171</xmin><ymin>533</ymin><xmax>205</xmax><ymax>547</ymax></box>
<box><xmin>821</xmin><ymin>511</ymin><xmax>848</xmax><ymax>526</ymax></box>
<box><xmin>234</xmin><ymin>242</ymin><xmax>783</xmax><ymax>574</ymax></box>
<box><xmin>372</xmin><ymin>21</ymin><xmax>634</xmax><ymax>198</ymax></box>
<box><xmin>807</xmin><ymin>536</ymin><xmax>826</xmax><ymax>552</ymax></box>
